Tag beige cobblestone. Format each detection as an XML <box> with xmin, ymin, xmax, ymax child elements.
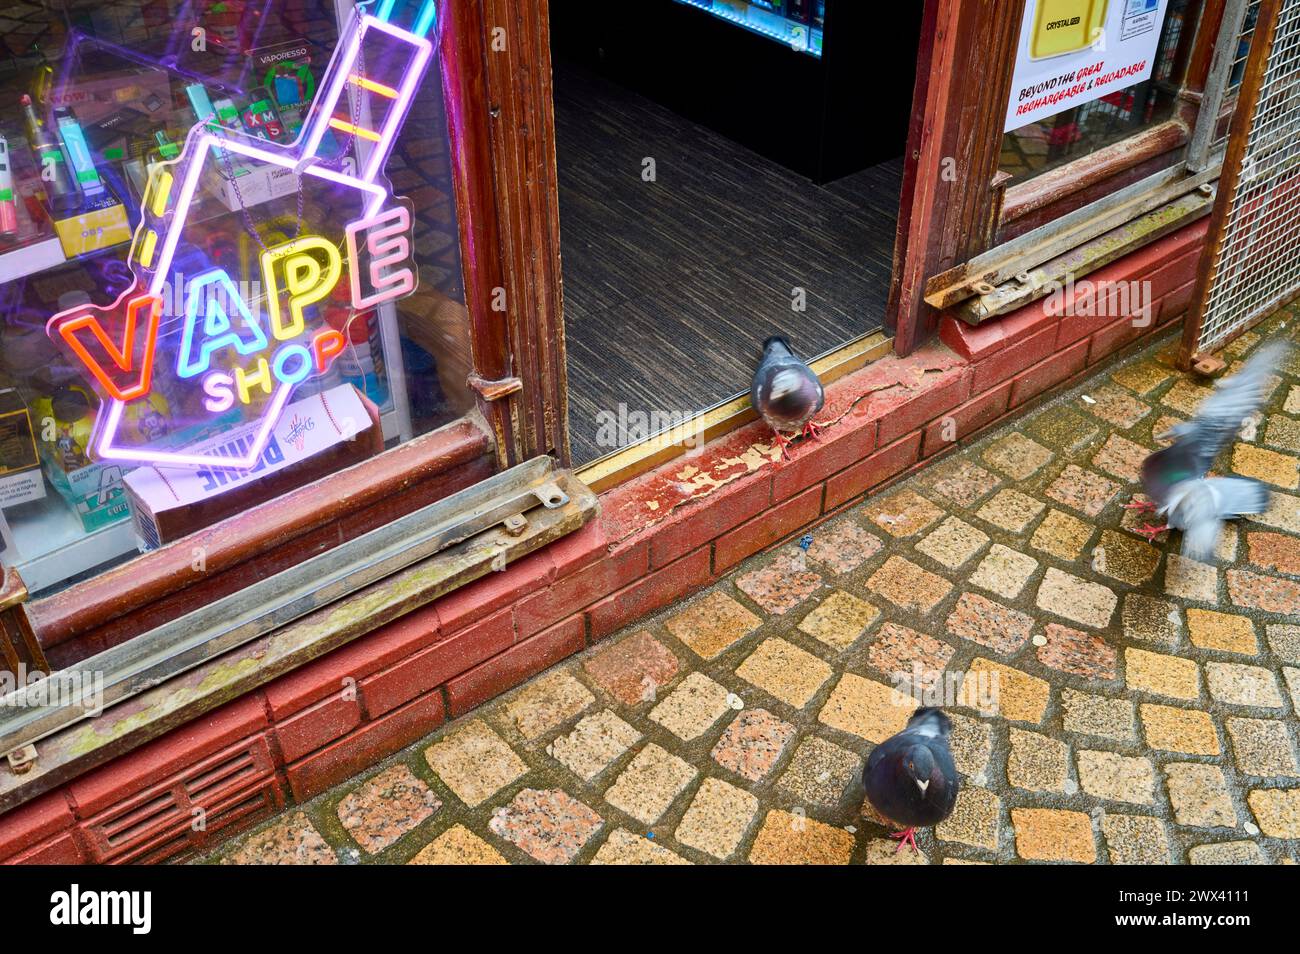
<box><xmin>967</xmin><ymin>658</ymin><xmax>1050</xmax><ymax>724</ymax></box>
<box><xmin>936</xmin><ymin>787</ymin><xmax>1001</xmax><ymax>850</ymax></box>
<box><xmin>1077</xmin><ymin>750</ymin><xmax>1156</xmax><ymax>805</ymax></box>
<box><xmin>736</xmin><ymin>638</ymin><xmax>834</xmax><ymax>709</ymax></box>
<box><xmin>1125</xmin><ymin>649</ymin><xmax>1200</xmax><ymax>701</ymax></box>
<box><xmin>1165</xmin><ymin>763</ymin><xmax>1238</xmax><ymax>828</ymax></box>
<box><xmin>1012</xmin><ymin>808</ymin><xmax>1096</xmax><ymax>863</ymax></box>
<box><xmin>1007</xmin><ymin>729</ymin><xmax>1069</xmax><ymax>793</ymax></box>
<box><xmin>749</xmin><ymin>810</ymin><xmax>855</xmax><ymax>865</ymax></box>
<box><xmin>1101</xmin><ymin>815</ymin><xmax>1170</xmax><ymax>865</ymax></box>
<box><xmin>675</xmin><ymin>778</ymin><xmax>758</xmax><ymax>860</ymax></box>
<box><xmin>1140</xmin><ymin>704</ymin><xmax>1220</xmax><ymax>756</ymax></box>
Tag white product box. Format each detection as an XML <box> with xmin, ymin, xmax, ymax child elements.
<box><xmin>124</xmin><ymin>384</ymin><xmax>376</xmax><ymax>549</ymax></box>
<box><xmin>205</xmin><ymin>161</ymin><xmax>300</xmax><ymax>211</ymax></box>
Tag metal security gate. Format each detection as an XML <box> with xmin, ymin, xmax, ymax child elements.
<box><xmin>1181</xmin><ymin>0</ymin><xmax>1300</xmax><ymax>365</ymax></box>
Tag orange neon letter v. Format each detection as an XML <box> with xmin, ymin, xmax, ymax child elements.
<box><xmin>58</xmin><ymin>294</ymin><xmax>162</xmax><ymax>402</ymax></box>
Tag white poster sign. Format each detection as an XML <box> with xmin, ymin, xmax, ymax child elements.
<box><xmin>1005</xmin><ymin>0</ymin><xmax>1170</xmax><ymax>132</ymax></box>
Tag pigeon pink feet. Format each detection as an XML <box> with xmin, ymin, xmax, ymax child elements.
<box><xmin>772</xmin><ymin>432</ymin><xmax>794</xmax><ymax>461</ymax></box>
<box><xmin>890</xmin><ymin>827</ymin><xmax>920</xmax><ymax>854</ymax></box>
<box><xmin>1136</xmin><ymin>524</ymin><xmax>1170</xmax><ymax>543</ymax></box>
<box><xmin>801</xmin><ymin>420</ymin><xmax>826</xmax><ymax>441</ymax></box>
<box><xmin>1123</xmin><ymin>499</ymin><xmax>1157</xmax><ymax>513</ymax></box>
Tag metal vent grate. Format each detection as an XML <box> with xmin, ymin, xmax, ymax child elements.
<box><xmin>82</xmin><ymin>737</ymin><xmax>281</xmax><ymax>864</ymax></box>
<box><xmin>1193</xmin><ymin>0</ymin><xmax>1300</xmax><ymax>354</ymax></box>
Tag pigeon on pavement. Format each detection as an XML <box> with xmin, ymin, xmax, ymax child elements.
<box><xmin>1130</xmin><ymin>341</ymin><xmax>1286</xmax><ymax>560</ymax></box>
<box><xmin>751</xmin><ymin>336</ymin><xmax>825</xmax><ymax>460</ymax></box>
<box><xmin>862</xmin><ymin>707</ymin><xmax>960</xmax><ymax>853</ymax></box>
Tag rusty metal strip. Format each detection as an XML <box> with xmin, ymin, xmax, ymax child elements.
<box><xmin>1188</xmin><ymin>0</ymin><xmax>1255</xmax><ymax>171</ymax></box>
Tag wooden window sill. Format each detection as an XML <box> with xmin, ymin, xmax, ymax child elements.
<box><xmin>1001</xmin><ymin>120</ymin><xmax>1191</xmax><ymax>236</ymax></box>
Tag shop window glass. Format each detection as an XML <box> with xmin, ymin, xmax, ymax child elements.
<box><xmin>1000</xmin><ymin>0</ymin><xmax>1202</xmax><ymax>185</ymax></box>
<box><xmin>0</xmin><ymin>0</ymin><xmax>473</xmax><ymax>597</ymax></box>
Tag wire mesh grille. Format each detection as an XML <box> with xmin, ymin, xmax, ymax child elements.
<box><xmin>1198</xmin><ymin>0</ymin><xmax>1300</xmax><ymax>352</ymax></box>
<box><xmin>1208</xmin><ymin>1</ymin><xmax>1264</xmax><ymax>155</ymax></box>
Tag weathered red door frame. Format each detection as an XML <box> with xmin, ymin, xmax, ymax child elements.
<box><xmin>444</xmin><ymin>0</ymin><xmax>570</xmax><ymax>468</ymax></box>
<box><xmin>889</xmin><ymin>0</ymin><xmax>1027</xmax><ymax>357</ymax></box>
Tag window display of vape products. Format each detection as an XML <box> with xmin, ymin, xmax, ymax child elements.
<box><xmin>45</xmin><ymin>2</ymin><xmax>433</xmax><ymax>474</ymax></box>
<box><xmin>16</xmin><ymin>94</ymin><xmax>132</xmax><ymax>256</ymax></box>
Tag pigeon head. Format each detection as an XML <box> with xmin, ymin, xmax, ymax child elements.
<box><xmin>903</xmin><ymin>744</ymin><xmax>937</xmax><ymax>795</ymax></box>
<box><xmin>762</xmin><ymin>335</ymin><xmax>793</xmax><ymax>353</ymax></box>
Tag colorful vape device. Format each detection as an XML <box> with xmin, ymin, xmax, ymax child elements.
<box><xmin>53</xmin><ymin>108</ymin><xmax>106</xmax><ymax>198</ymax></box>
<box><xmin>0</xmin><ymin>136</ymin><xmax>18</xmax><ymax>239</ymax></box>
<box><xmin>185</xmin><ymin>83</ymin><xmax>218</xmax><ymax>126</ymax></box>
<box><xmin>19</xmin><ymin>94</ymin><xmax>78</xmax><ymax>212</ymax></box>
<box><xmin>186</xmin><ymin>84</ymin><xmax>230</xmax><ymax>161</ymax></box>
<box><xmin>1031</xmin><ymin>0</ymin><xmax>1109</xmax><ymax>59</ymax></box>
<box><xmin>240</xmin><ymin>88</ymin><xmax>287</xmax><ymax>143</ymax></box>
<box><xmin>212</xmin><ymin>97</ymin><xmax>242</xmax><ymax>127</ymax></box>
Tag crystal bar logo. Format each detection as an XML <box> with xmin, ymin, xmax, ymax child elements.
<box><xmin>45</xmin><ymin>1</ymin><xmax>435</xmax><ymax>471</ymax></box>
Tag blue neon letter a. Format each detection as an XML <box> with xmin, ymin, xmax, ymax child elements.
<box><xmin>177</xmin><ymin>269</ymin><xmax>269</xmax><ymax>378</ymax></box>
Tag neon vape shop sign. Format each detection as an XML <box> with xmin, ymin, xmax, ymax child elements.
<box><xmin>46</xmin><ymin>0</ymin><xmax>435</xmax><ymax>471</ymax></box>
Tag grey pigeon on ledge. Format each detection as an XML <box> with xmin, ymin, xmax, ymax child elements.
<box><xmin>862</xmin><ymin>707</ymin><xmax>960</xmax><ymax>853</ymax></box>
<box><xmin>1130</xmin><ymin>341</ymin><xmax>1286</xmax><ymax>561</ymax></box>
<box><xmin>751</xmin><ymin>335</ymin><xmax>825</xmax><ymax>460</ymax></box>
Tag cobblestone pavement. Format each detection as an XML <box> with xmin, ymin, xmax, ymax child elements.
<box><xmin>208</xmin><ymin>313</ymin><xmax>1300</xmax><ymax>864</ymax></box>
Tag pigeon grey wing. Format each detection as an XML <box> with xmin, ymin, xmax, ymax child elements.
<box><xmin>1206</xmin><ymin>476</ymin><xmax>1271</xmax><ymax>517</ymax></box>
<box><xmin>1179</xmin><ymin>342</ymin><xmax>1286</xmax><ymax>474</ymax></box>
<box><xmin>751</xmin><ymin>359</ymin><xmax>786</xmax><ymax>427</ymax></box>
<box><xmin>865</xmin><ymin>738</ymin><xmax>894</xmax><ymax>775</ymax></box>
<box><xmin>932</xmin><ymin>747</ymin><xmax>960</xmax><ymax>818</ymax></box>
<box><xmin>750</xmin><ymin>366</ymin><xmax>766</xmax><ymax>418</ymax></box>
